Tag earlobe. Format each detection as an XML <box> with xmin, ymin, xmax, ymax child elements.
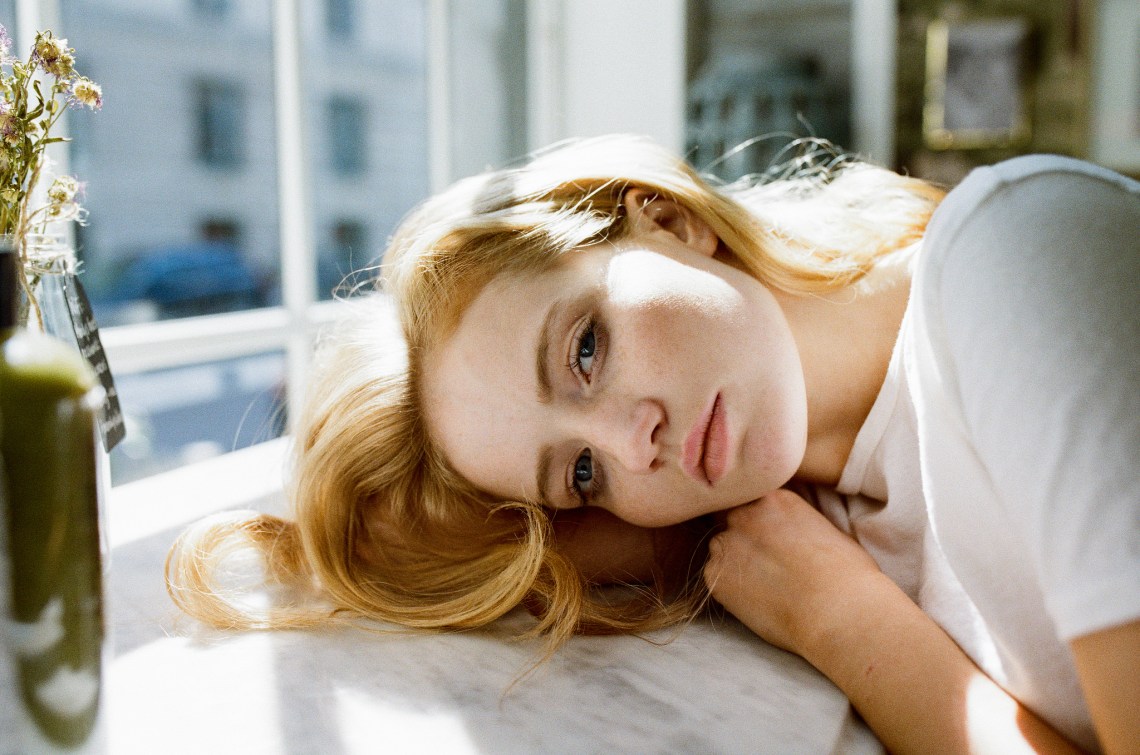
<box><xmin>622</xmin><ymin>187</ymin><xmax>719</xmax><ymax>258</ymax></box>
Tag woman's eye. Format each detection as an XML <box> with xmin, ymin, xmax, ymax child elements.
<box><xmin>573</xmin><ymin>450</ymin><xmax>595</xmax><ymax>502</ymax></box>
<box><xmin>573</xmin><ymin>321</ymin><xmax>596</xmax><ymax>377</ymax></box>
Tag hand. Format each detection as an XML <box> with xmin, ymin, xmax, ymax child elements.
<box><xmin>703</xmin><ymin>488</ymin><xmax>883</xmax><ymax>657</ymax></box>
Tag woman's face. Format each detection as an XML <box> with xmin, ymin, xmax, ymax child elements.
<box><xmin>422</xmin><ymin>200</ymin><xmax>808</xmax><ymax>528</ymax></box>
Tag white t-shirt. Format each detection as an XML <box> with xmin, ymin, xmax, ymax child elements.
<box><xmin>817</xmin><ymin>155</ymin><xmax>1140</xmax><ymax>753</ymax></box>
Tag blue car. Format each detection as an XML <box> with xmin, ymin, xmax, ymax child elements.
<box><xmin>103</xmin><ymin>241</ymin><xmax>266</xmax><ymax>320</ymax></box>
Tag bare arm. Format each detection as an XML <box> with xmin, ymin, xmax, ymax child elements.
<box><xmin>705</xmin><ymin>490</ymin><xmax>1081</xmax><ymax>754</ymax></box>
<box><xmin>1070</xmin><ymin>620</ymin><xmax>1140</xmax><ymax>754</ymax></box>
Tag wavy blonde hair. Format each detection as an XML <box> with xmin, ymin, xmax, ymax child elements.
<box><xmin>166</xmin><ymin>135</ymin><xmax>942</xmax><ymax>652</ymax></box>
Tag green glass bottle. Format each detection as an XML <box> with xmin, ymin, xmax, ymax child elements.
<box><xmin>0</xmin><ymin>242</ymin><xmax>106</xmax><ymax>752</ymax></box>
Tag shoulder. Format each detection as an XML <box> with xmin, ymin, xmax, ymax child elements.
<box><xmin>916</xmin><ymin>156</ymin><xmax>1139</xmax><ymax>332</ymax></box>
<box><xmin>924</xmin><ymin>154</ymin><xmax>1139</xmax><ymax>261</ymax></box>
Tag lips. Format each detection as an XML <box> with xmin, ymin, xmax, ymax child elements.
<box><xmin>682</xmin><ymin>393</ymin><xmax>729</xmax><ymax>485</ymax></box>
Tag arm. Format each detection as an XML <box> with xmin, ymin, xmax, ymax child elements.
<box><xmin>1070</xmin><ymin>620</ymin><xmax>1140</xmax><ymax>754</ymax></box>
<box><xmin>705</xmin><ymin>490</ymin><xmax>1081</xmax><ymax>754</ymax></box>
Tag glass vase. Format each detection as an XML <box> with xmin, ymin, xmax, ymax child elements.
<box><xmin>0</xmin><ymin>240</ymin><xmax>109</xmax><ymax>754</ymax></box>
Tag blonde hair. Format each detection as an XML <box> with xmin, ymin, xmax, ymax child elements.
<box><xmin>166</xmin><ymin>135</ymin><xmax>942</xmax><ymax>652</ymax></box>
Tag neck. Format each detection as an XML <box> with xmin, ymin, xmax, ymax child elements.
<box><xmin>778</xmin><ymin>264</ymin><xmax>911</xmax><ymax>487</ymax></box>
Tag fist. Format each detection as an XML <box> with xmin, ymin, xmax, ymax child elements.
<box><xmin>703</xmin><ymin>489</ymin><xmax>881</xmax><ymax>656</ymax></box>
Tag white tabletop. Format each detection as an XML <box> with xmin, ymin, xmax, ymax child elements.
<box><xmin>5</xmin><ymin>439</ymin><xmax>882</xmax><ymax>754</ymax></box>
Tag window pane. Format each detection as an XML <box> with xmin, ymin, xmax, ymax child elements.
<box><xmin>196</xmin><ymin>78</ymin><xmax>246</xmax><ymax>168</ymax></box>
<box><xmin>302</xmin><ymin>0</ymin><xmax>430</xmax><ymax>300</ymax></box>
<box><xmin>686</xmin><ymin>0</ymin><xmax>852</xmax><ymax>181</ymax></box>
<box><xmin>110</xmin><ymin>351</ymin><xmax>286</xmax><ymax>485</ymax></box>
<box><xmin>191</xmin><ymin>0</ymin><xmax>231</xmax><ymax>20</ymax></box>
<box><xmin>60</xmin><ymin>0</ymin><xmax>282</xmax><ymax>326</ymax></box>
<box><xmin>328</xmin><ymin>95</ymin><xmax>367</xmax><ymax>175</ymax></box>
<box><xmin>325</xmin><ymin>0</ymin><xmax>354</xmax><ymax>38</ymax></box>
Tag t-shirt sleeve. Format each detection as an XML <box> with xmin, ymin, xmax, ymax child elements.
<box><xmin>922</xmin><ymin>155</ymin><xmax>1140</xmax><ymax>641</ymax></box>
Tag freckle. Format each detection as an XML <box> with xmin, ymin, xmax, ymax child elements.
<box><xmin>864</xmin><ymin>663</ymin><xmax>875</xmax><ymax>678</ymax></box>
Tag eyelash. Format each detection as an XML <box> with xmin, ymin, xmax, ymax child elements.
<box><xmin>569</xmin><ymin>449</ymin><xmax>602</xmax><ymax>506</ymax></box>
<box><xmin>568</xmin><ymin>316</ymin><xmax>601</xmax><ymax>382</ymax></box>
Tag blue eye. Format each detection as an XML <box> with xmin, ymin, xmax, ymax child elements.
<box><xmin>573</xmin><ymin>451</ymin><xmax>594</xmax><ymax>499</ymax></box>
<box><xmin>574</xmin><ymin>322</ymin><xmax>596</xmax><ymax>376</ymax></box>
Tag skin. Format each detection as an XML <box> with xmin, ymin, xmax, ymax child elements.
<box><xmin>422</xmin><ymin>190</ymin><xmax>902</xmax><ymax>527</ymax></box>
<box><xmin>423</xmin><ymin>189</ymin><xmax>1135</xmax><ymax>751</ymax></box>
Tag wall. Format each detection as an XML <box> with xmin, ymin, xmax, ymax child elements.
<box><xmin>529</xmin><ymin>0</ymin><xmax>688</xmax><ymax>153</ymax></box>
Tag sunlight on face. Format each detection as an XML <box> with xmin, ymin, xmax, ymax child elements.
<box><xmin>605</xmin><ymin>249</ymin><xmax>742</xmax><ymax>319</ymax></box>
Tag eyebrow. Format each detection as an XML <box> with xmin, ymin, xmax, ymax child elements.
<box><xmin>534</xmin><ymin>299</ymin><xmax>565</xmax><ymax>508</ymax></box>
<box><xmin>534</xmin><ymin>297</ymin><xmax>563</xmax><ymax>405</ymax></box>
<box><xmin>535</xmin><ymin>443</ymin><xmax>555</xmax><ymax>510</ymax></box>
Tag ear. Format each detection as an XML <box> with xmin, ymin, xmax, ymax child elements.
<box><xmin>622</xmin><ymin>187</ymin><xmax>719</xmax><ymax>258</ymax></box>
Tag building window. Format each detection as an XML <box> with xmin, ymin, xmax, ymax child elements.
<box><xmin>320</xmin><ymin>219</ymin><xmax>368</xmax><ymax>299</ymax></box>
<box><xmin>191</xmin><ymin>0</ymin><xmax>230</xmax><ymax>19</ymax></box>
<box><xmin>200</xmin><ymin>217</ymin><xmax>242</xmax><ymax>247</ymax></box>
<box><xmin>325</xmin><ymin>0</ymin><xmax>355</xmax><ymax>38</ymax></box>
<box><xmin>327</xmin><ymin>96</ymin><xmax>366</xmax><ymax>175</ymax></box>
<box><xmin>195</xmin><ymin>79</ymin><xmax>245</xmax><ymax>168</ymax></box>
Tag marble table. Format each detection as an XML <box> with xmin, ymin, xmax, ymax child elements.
<box><xmin>5</xmin><ymin>439</ymin><xmax>883</xmax><ymax>754</ymax></box>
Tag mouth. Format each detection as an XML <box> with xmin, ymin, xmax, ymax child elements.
<box><xmin>682</xmin><ymin>393</ymin><xmax>728</xmax><ymax>486</ymax></box>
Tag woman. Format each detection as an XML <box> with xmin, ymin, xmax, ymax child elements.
<box><xmin>167</xmin><ymin>136</ymin><xmax>1138</xmax><ymax>753</ymax></box>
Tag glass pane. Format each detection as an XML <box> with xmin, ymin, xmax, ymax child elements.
<box><xmin>301</xmin><ymin>0</ymin><xmax>430</xmax><ymax>300</ymax></box>
<box><xmin>110</xmin><ymin>351</ymin><xmax>286</xmax><ymax>485</ymax></box>
<box><xmin>448</xmin><ymin>0</ymin><xmax>528</xmax><ymax>178</ymax></box>
<box><xmin>60</xmin><ymin>0</ymin><xmax>282</xmax><ymax>326</ymax></box>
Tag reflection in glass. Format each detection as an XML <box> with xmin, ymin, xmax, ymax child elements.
<box><xmin>60</xmin><ymin>0</ymin><xmax>281</xmax><ymax>326</ymax></box>
<box><xmin>110</xmin><ymin>351</ymin><xmax>287</xmax><ymax>484</ymax></box>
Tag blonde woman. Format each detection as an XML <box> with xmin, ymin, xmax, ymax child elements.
<box><xmin>168</xmin><ymin>136</ymin><xmax>1139</xmax><ymax>753</ymax></box>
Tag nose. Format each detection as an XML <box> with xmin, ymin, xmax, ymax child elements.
<box><xmin>590</xmin><ymin>397</ymin><xmax>664</xmax><ymax>474</ymax></box>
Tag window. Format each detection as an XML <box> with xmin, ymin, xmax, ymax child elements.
<box><xmin>325</xmin><ymin>0</ymin><xmax>355</xmax><ymax>38</ymax></box>
<box><xmin>112</xmin><ymin>351</ymin><xmax>286</xmax><ymax>483</ymax></box>
<box><xmin>327</xmin><ymin>96</ymin><xmax>367</xmax><ymax>175</ymax></box>
<box><xmin>319</xmin><ymin>219</ymin><xmax>368</xmax><ymax>299</ymax></box>
<box><xmin>200</xmin><ymin>217</ymin><xmax>242</xmax><ymax>246</ymax></box>
<box><xmin>303</xmin><ymin>0</ymin><xmax>429</xmax><ymax>304</ymax></box>
<box><xmin>191</xmin><ymin>0</ymin><xmax>230</xmax><ymax>19</ymax></box>
<box><xmin>30</xmin><ymin>0</ymin><xmax>533</xmax><ymax>484</ymax></box>
<box><xmin>196</xmin><ymin>79</ymin><xmax>246</xmax><ymax>168</ymax></box>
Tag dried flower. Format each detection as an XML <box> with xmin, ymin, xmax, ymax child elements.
<box><xmin>32</xmin><ymin>32</ymin><xmax>73</xmax><ymax>78</ymax></box>
<box><xmin>0</xmin><ymin>24</ymin><xmax>103</xmax><ymax>327</ymax></box>
<box><xmin>47</xmin><ymin>175</ymin><xmax>78</xmax><ymax>205</ymax></box>
<box><xmin>69</xmin><ymin>77</ymin><xmax>102</xmax><ymax>110</ymax></box>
